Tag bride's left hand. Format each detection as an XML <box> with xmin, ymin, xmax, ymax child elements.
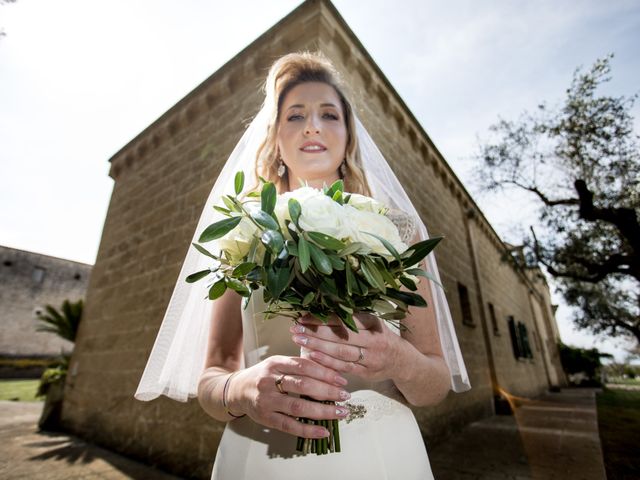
<box><xmin>289</xmin><ymin>313</ymin><xmax>403</xmax><ymax>383</ymax></box>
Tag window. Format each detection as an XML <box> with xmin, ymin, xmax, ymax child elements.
<box><xmin>32</xmin><ymin>266</ymin><xmax>46</xmax><ymax>284</ymax></box>
<box><xmin>488</xmin><ymin>302</ymin><xmax>499</xmax><ymax>335</ymax></box>
<box><xmin>457</xmin><ymin>283</ymin><xmax>475</xmax><ymax>327</ymax></box>
<box><xmin>507</xmin><ymin>316</ymin><xmax>533</xmax><ymax>360</ymax></box>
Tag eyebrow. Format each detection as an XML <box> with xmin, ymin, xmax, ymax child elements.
<box><xmin>286</xmin><ymin>103</ymin><xmax>339</xmax><ymax>110</ymax></box>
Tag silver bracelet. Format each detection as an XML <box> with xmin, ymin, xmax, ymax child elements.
<box><xmin>222</xmin><ymin>371</ymin><xmax>245</xmax><ymax>419</ymax></box>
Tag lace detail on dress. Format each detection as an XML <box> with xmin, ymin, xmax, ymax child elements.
<box><xmin>338</xmin><ymin>385</ymin><xmax>409</xmax><ymax>423</ymax></box>
<box><xmin>386</xmin><ymin>209</ymin><xmax>417</xmax><ymax>244</ymax></box>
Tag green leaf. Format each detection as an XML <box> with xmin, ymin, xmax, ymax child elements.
<box><xmin>384</xmin><ymin>289</ymin><xmax>427</xmax><ymax>307</ymax></box>
<box><xmin>325</xmin><ymin>179</ymin><xmax>344</xmax><ymax>199</ymax></box>
<box><xmin>208</xmin><ymin>279</ymin><xmax>227</xmax><ymax>300</ymax></box>
<box><xmin>338</xmin><ymin>242</ymin><xmax>371</xmax><ymax>256</ymax></box>
<box><xmin>402</xmin><ymin>237</ymin><xmax>443</xmax><ymax>267</ymax></box>
<box><xmin>337</xmin><ymin>309</ymin><xmax>358</xmax><ymax>333</ymax></box>
<box><xmin>192</xmin><ymin>243</ymin><xmax>218</xmax><ymax>259</ymax></box>
<box><xmin>302</xmin><ymin>291</ymin><xmax>315</xmax><ymax>306</ymax></box>
<box><xmin>406</xmin><ymin>268</ymin><xmax>444</xmax><ymax>289</ymax></box>
<box><xmin>285</xmin><ymin>240</ymin><xmax>298</xmax><ymax>256</ymax></box>
<box><xmin>332</xmin><ymin>189</ymin><xmax>343</xmax><ymax>204</ymax></box>
<box><xmin>199</xmin><ymin>216</ymin><xmax>242</xmax><ymax>242</ymax></box>
<box><xmin>251</xmin><ymin>209</ymin><xmax>279</xmax><ymax>231</ymax></box>
<box><xmin>378</xmin><ymin>262</ymin><xmax>400</xmax><ymax>288</ymax></box>
<box><xmin>307</xmin><ymin>231</ymin><xmax>345</xmax><ymax>251</ymax></box>
<box><xmin>327</xmin><ymin>254</ymin><xmax>345</xmax><ymax>270</ymax></box>
<box><xmin>222</xmin><ymin>195</ymin><xmax>239</xmax><ymax>212</ymax></box>
<box><xmin>213</xmin><ymin>206</ymin><xmax>231</xmax><ymax>215</ymax></box>
<box><xmin>309</xmin><ymin>243</ymin><xmax>333</xmax><ymax>275</ymax></box>
<box><xmin>261</xmin><ymin>229</ymin><xmax>284</xmax><ymax>254</ymax></box>
<box><xmin>261</xmin><ymin>182</ymin><xmax>277</xmax><ymax>215</ymax></box>
<box><xmin>288</xmin><ymin>198</ymin><xmax>301</xmax><ymax>226</ymax></box>
<box><xmin>345</xmin><ymin>261</ymin><xmax>356</xmax><ymax>296</ymax></box>
<box><xmin>399</xmin><ymin>275</ymin><xmax>418</xmax><ymax>291</ymax></box>
<box><xmin>246</xmin><ymin>190</ymin><xmax>261</xmax><ymax>198</ymax></box>
<box><xmin>234</xmin><ymin>171</ymin><xmax>245</xmax><ymax>195</ymax></box>
<box><xmin>372</xmin><ymin>299</ymin><xmax>397</xmax><ymax>314</ymax></box>
<box><xmin>225</xmin><ymin>277</ymin><xmax>250</xmax><ymax>296</ymax></box>
<box><xmin>232</xmin><ymin>262</ymin><xmax>256</xmax><ymax>277</ymax></box>
<box><xmin>362</xmin><ymin>231</ymin><xmax>401</xmax><ymax>262</ymax></box>
<box><xmin>267</xmin><ymin>266</ymin><xmax>292</xmax><ymax>299</ymax></box>
<box><xmin>361</xmin><ymin>257</ymin><xmax>386</xmax><ymax>293</ymax></box>
<box><xmin>298</xmin><ymin>237</ymin><xmax>311</xmax><ymax>273</ymax></box>
<box><xmin>186</xmin><ymin>269</ymin><xmax>211</xmax><ymax>283</ymax></box>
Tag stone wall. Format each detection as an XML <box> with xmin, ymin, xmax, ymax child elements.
<box><xmin>60</xmin><ymin>0</ymin><xmax>566</xmax><ymax>478</ymax></box>
<box><xmin>0</xmin><ymin>245</ymin><xmax>91</xmax><ymax>361</ymax></box>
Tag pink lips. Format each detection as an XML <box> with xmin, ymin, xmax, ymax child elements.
<box><xmin>300</xmin><ymin>141</ymin><xmax>327</xmax><ymax>152</ymax></box>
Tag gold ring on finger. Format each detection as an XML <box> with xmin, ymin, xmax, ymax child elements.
<box><xmin>275</xmin><ymin>374</ymin><xmax>288</xmax><ymax>394</ymax></box>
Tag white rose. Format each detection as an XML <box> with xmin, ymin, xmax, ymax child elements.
<box><xmin>218</xmin><ymin>212</ymin><xmax>258</xmax><ymax>262</ymax></box>
<box><xmin>346</xmin><ymin>193</ymin><xmax>386</xmax><ymax>214</ymax></box>
<box><xmin>344</xmin><ymin>206</ymin><xmax>407</xmax><ymax>257</ymax></box>
<box><xmin>297</xmin><ymin>193</ymin><xmax>347</xmax><ymax>239</ymax></box>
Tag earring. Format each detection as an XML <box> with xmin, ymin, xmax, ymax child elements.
<box><xmin>340</xmin><ymin>159</ymin><xmax>347</xmax><ymax>177</ymax></box>
<box><xmin>277</xmin><ymin>158</ymin><xmax>286</xmax><ymax>177</ymax></box>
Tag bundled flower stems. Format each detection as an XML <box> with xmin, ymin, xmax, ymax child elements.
<box><xmin>187</xmin><ymin>172</ymin><xmax>442</xmax><ymax>455</ymax></box>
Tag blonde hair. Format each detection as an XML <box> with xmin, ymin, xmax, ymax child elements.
<box><xmin>253</xmin><ymin>51</ymin><xmax>371</xmax><ymax>196</ymax></box>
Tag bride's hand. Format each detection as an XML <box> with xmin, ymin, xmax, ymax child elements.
<box><xmin>289</xmin><ymin>313</ymin><xmax>403</xmax><ymax>383</ymax></box>
<box><xmin>227</xmin><ymin>355</ymin><xmax>351</xmax><ymax>439</ymax></box>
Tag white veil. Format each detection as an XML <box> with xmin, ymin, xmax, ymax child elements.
<box><xmin>135</xmin><ymin>81</ymin><xmax>470</xmax><ymax>403</ymax></box>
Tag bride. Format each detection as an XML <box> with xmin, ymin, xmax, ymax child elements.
<box><xmin>136</xmin><ymin>52</ymin><xmax>470</xmax><ymax>479</ymax></box>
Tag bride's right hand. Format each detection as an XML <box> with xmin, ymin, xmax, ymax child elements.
<box><xmin>227</xmin><ymin>355</ymin><xmax>351</xmax><ymax>439</ymax></box>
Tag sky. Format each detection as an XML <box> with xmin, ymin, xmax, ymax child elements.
<box><xmin>1</xmin><ymin>0</ymin><xmax>638</xmax><ymax>362</ymax></box>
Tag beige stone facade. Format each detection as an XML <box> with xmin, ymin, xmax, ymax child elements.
<box><xmin>60</xmin><ymin>0</ymin><xmax>566</xmax><ymax>477</ymax></box>
<box><xmin>0</xmin><ymin>245</ymin><xmax>91</xmax><ymax>361</ymax></box>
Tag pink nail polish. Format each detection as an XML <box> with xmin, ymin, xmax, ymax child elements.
<box><xmin>339</xmin><ymin>390</ymin><xmax>351</xmax><ymax>400</ymax></box>
<box><xmin>293</xmin><ymin>335</ymin><xmax>308</xmax><ymax>345</ymax></box>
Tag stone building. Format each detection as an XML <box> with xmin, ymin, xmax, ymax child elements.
<box><xmin>60</xmin><ymin>0</ymin><xmax>566</xmax><ymax>478</ymax></box>
<box><xmin>0</xmin><ymin>245</ymin><xmax>91</xmax><ymax>362</ymax></box>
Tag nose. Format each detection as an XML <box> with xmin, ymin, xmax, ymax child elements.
<box><xmin>304</xmin><ymin>114</ymin><xmax>320</xmax><ymax>135</ymax></box>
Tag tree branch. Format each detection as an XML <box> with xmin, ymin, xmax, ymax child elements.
<box><xmin>575</xmin><ymin>179</ymin><xmax>640</xmax><ymax>253</ymax></box>
<box><xmin>505</xmin><ymin>180</ymin><xmax>579</xmax><ymax>207</ymax></box>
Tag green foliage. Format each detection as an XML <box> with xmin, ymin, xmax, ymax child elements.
<box><xmin>189</xmin><ymin>172</ymin><xmax>442</xmax><ymax>333</ymax></box>
<box><xmin>36</xmin><ymin>299</ymin><xmax>82</xmax><ymax>343</ymax></box>
<box><xmin>558</xmin><ymin>342</ymin><xmax>610</xmax><ymax>381</ymax></box>
<box><xmin>597</xmin><ymin>388</ymin><xmax>640</xmax><ymax>479</ymax></box>
<box><xmin>475</xmin><ymin>54</ymin><xmax>640</xmax><ymax>345</ymax></box>
<box><xmin>35</xmin><ymin>299</ymin><xmax>82</xmax><ymax>398</ymax></box>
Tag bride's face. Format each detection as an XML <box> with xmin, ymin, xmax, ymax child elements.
<box><xmin>277</xmin><ymin>81</ymin><xmax>347</xmax><ymax>190</ymax></box>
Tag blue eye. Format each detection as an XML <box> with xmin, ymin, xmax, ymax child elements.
<box><xmin>288</xmin><ymin>114</ymin><xmax>303</xmax><ymax>121</ymax></box>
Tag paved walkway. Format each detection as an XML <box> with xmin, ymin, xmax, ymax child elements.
<box><xmin>1</xmin><ymin>389</ymin><xmax>606</xmax><ymax>479</ymax></box>
<box><xmin>429</xmin><ymin>388</ymin><xmax>607</xmax><ymax>480</ymax></box>
<box><xmin>0</xmin><ymin>401</ymin><xmax>180</xmax><ymax>480</ymax></box>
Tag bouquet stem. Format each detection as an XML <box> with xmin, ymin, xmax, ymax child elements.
<box><xmin>296</xmin><ymin>397</ymin><xmax>341</xmax><ymax>455</ymax></box>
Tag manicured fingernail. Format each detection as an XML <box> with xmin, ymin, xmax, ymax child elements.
<box><xmin>316</xmin><ymin>427</ymin><xmax>330</xmax><ymax>437</ymax></box>
<box><xmin>292</xmin><ymin>325</ymin><xmax>305</xmax><ymax>334</ymax></box>
<box><xmin>336</xmin><ymin>408</ymin><xmax>349</xmax><ymax>416</ymax></box>
<box><xmin>335</xmin><ymin>375</ymin><xmax>348</xmax><ymax>386</ymax></box>
<box><xmin>293</xmin><ymin>335</ymin><xmax>308</xmax><ymax>345</ymax></box>
<box><xmin>339</xmin><ymin>390</ymin><xmax>351</xmax><ymax>400</ymax></box>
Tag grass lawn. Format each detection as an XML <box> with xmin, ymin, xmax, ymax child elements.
<box><xmin>597</xmin><ymin>386</ymin><xmax>640</xmax><ymax>480</ymax></box>
<box><xmin>0</xmin><ymin>379</ymin><xmax>42</xmax><ymax>402</ymax></box>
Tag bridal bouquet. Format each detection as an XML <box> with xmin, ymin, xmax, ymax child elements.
<box><xmin>187</xmin><ymin>172</ymin><xmax>442</xmax><ymax>454</ymax></box>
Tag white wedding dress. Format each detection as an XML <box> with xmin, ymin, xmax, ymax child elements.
<box><xmin>210</xmin><ymin>289</ymin><xmax>435</xmax><ymax>479</ymax></box>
